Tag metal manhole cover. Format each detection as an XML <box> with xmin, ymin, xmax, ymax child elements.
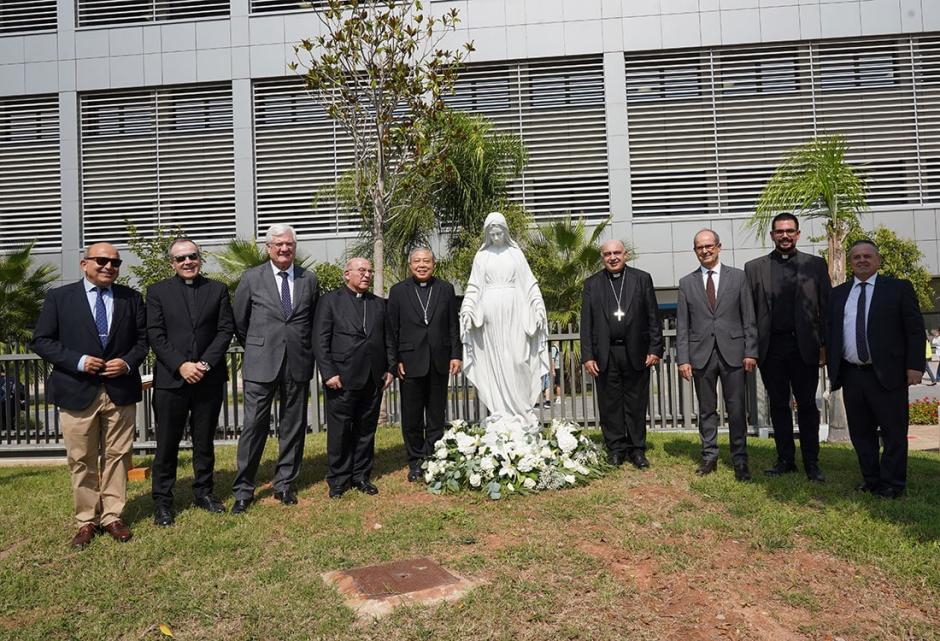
<box><xmin>343</xmin><ymin>557</ymin><xmax>459</xmax><ymax>598</ymax></box>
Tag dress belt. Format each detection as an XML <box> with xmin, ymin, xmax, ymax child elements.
<box><xmin>610</xmin><ymin>339</ymin><xmax>627</xmax><ymax>346</ymax></box>
<box><xmin>841</xmin><ymin>359</ymin><xmax>873</xmax><ymax>370</ymax></box>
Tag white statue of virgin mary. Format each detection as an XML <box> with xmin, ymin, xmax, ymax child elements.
<box><xmin>460</xmin><ymin>212</ymin><xmax>550</xmax><ymax>423</ymax></box>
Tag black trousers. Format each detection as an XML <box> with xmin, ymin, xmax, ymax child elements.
<box><xmin>400</xmin><ymin>370</ymin><xmax>448</xmax><ymax>469</ymax></box>
<box><xmin>596</xmin><ymin>346</ymin><xmax>649</xmax><ymax>456</ymax></box>
<box><xmin>759</xmin><ymin>337</ymin><xmax>820</xmax><ymax>467</ymax></box>
<box><xmin>841</xmin><ymin>364</ymin><xmax>909</xmax><ymax>491</ymax></box>
<box><xmin>233</xmin><ymin>358</ymin><xmax>309</xmax><ymax>499</ymax></box>
<box><xmin>151</xmin><ymin>382</ymin><xmax>224</xmax><ymax>508</ymax></box>
<box><xmin>693</xmin><ymin>348</ymin><xmax>748</xmax><ymax>464</ymax></box>
<box><xmin>325</xmin><ymin>377</ymin><xmax>383</xmax><ymax>490</ymax></box>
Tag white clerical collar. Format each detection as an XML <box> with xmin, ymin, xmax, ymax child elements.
<box><xmin>699</xmin><ymin>262</ymin><xmax>721</xmax><ymax>275</ymax></box>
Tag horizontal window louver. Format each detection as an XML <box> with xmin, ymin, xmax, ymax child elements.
<box><xmin>80</xmin><ymin>84</ymin><xmax>236</xmax><ymax>245</ymax></box>
<box><xmin>445</xmin><ymin>56</ymin><xmax>609</xmax><ymax>223</ymax></box>
<box><xmin>77</xmin><ymin>0</ymin><xmax>228</xmax><ymax>27</ymax></box>
<box><xmin>0</xmin><ymin>95</ymin><xmax>61</xmax><ymax>251</ymax></box>
<box><xmin>253</xmin><ymin>77</ymin><xmax>359</xmax><ymax>238</ymax></box>
<box><xmin>626</xmin><ymin>34</ymin><xmax>940</xmax><ymax>218</ymax></box>
<box><xmin>0</xmin><ymin>0</ymin><xmax>56</xmax><ymax>34</ymax></box>
<box><xmin>250</xmin><ymin>0</ymin><xmax>328</xmax><ymax>13</ymax></box>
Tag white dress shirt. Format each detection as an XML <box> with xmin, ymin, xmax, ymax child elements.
<box><xmin>699</xmin><ymin>261</ymin><xmax>721</xmax><ymax>294</ymax></box>
<box><xmin>270</xmin><ymin>262</ymin><xmax>296</xmax><ymax>301</ymax></box>
<box><xmin>76</xmin><ymin>278</ymin><xmax>114</xmax><ymax>372</ymax></box>
<box><xmin>842</xmin><ymin>273</ymin><xmax>877</xmax><ymax>365</ymax></box>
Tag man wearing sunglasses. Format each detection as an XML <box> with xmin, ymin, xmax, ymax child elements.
<box><xmin>32</xmin><ymin>243</ymin><xmax>148</xmax><ymax>548</ymax></box>
<box><xmin>744</xmin><ymin>213</ymin><xmax>831</xmax><ymax>482</ymax></box>
<box><xmin>146</xmin><ymin>238</ymin><xmax>234</xmax><ymax>526</ymax></box>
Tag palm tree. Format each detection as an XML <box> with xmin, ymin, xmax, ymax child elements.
<box><xmin>749</xmin><ymin>134</ymin><xmax>867</xmax><ymax>285</ymax></box>
<box><xmin>0</xmin><ymin>243</ymin><xmax>59</xmax><ymax>350</ymax></box>
<box><xmin>211</xmin><ymin>237</ymin><xmax>342</xmax><ymax>296</ymax></box>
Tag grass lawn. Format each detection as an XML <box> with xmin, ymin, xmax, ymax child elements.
<box><xmin>1</xmin><ymin>429</ymin><xmax>938</xmax><ymax>641</ymax></box>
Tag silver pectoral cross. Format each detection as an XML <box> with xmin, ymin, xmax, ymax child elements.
<box><xmin>614</xmin><ymin>308</ymin><xmax>624</xmax><ymax>321</ymax></box>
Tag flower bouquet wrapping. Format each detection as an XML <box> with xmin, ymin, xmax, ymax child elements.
<box><xmin>424</xmin><ymin>416</ymin><xmax>606</xmax><ymax>499</ymax></box>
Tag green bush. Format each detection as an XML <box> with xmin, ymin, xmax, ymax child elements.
<box><xmin>909</xmin><ymin>396</ymin><xmax>938</xmax><ymax>425</ymax></box>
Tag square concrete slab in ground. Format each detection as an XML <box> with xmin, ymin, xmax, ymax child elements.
<box><xmin>322</xmin><ymin>557</ymin><xmax>480</xmax><ymax>620</ymax></box>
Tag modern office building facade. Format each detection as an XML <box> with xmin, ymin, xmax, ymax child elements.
<box><xmin>1</xmin><ymin>0</ymin><xmax>939</xmax><ymax>292</ymax></box>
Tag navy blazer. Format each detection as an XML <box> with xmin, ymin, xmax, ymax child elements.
<box><xmin>827</xmin><ymin>274</ymin><xmax>925</xmax><ymax>391</ymax></box>
<box><xmin>32</xmin><ymin>280</ymin><xmax>149</xmax><ymax>410</ymax></box>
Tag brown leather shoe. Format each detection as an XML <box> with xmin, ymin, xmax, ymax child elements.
<box><xmin>102</xmin><ymin>520</ymin><xmax>133</xmax><ymax>543</ymax></box>
<box><xmin>70</xmin><ymin>523</ymin><xmax>99</xmax><ymax>549</ymax></box>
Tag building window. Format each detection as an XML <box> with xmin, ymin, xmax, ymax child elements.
<box><xmin>79</xmin><ymin>84</ymin><xmax>235</xmax><ymax>244</ymax></box>
<box><xmin>0</xmin><ymin>0</ymin><xmax>56</xmax><ymax>34</ymax></box>
<box><xmin>76</xmin><ymin>0</ymin><xmax>228</xmax><ymax>28</ymax></box>
<box><xmin>250</xmin><ymin>0</ymin><xmax>327</xmax><ymax>13</ymax></box>
<box><xmin>0</xmin><ymin>95</ymin><xmax>61</xmax><ymax>251</ymax></box>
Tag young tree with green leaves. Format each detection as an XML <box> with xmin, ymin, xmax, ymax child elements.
<box><xmin>749</xmin><ymin>134</ymin><xmax>867</xmax><ymax>285</ymax></box>
<box><xmin>0</xmin><ymin>243</ymin><xmax>59</xmax><ymax>349</ymax></box>
<box><xmin>291</xmin><ymin>0</ymin><xmax>474</xmax><ymax>296</ymax></box>
<box><xmin>842</xmin><ymin>225</ymin><xmax>934</xmax><ymax>310</ymax></box>
<box><xmin>120</xmin><ymin>224</ymin><xmax>185</xmax><ymax>294</ymax></box>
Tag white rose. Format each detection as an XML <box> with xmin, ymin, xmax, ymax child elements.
<box><xmin>563</xmin><ymin>474</ymin><xmax>576</xmax><ymax>485</ymax></box>
<box><xmin>455</xmin><ymin>432</ymin><xmax>477</xmax><ymax>456</ymax></box>
<box><xmin>523</xmin><ymin>477</ymin><xmax>536</xmax><ymax>490</ymax></box>
<box><xmin>480</xmin><ymin>456</ymin><xmax>496</xmax><ymax>472</ymax></box>
<box><xmin>436</xmin><ymin>447</ymin><xmax>449</xmax><ymax>459</ymax></box>
<box><xmin>556</xmin><ymin>428</ymin><xmax>578</xmax><ymax>454</ymax></box>
<box><xmin>469</xmin><ymin>472</ymin><xmax>482</xmax><ymax>487</ymax></box>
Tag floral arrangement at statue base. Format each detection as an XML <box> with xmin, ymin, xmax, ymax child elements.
<box><xmin>423</xmin><ymin>415</ymin><xmax>606</xmax><ymax>500</ymax></box>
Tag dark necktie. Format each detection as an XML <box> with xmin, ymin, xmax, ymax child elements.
<box><xmin>856</xmin><ymin>282</ymin><xmax>869</xmax><ymax>363</ymax></box>
<box><xmin>94</xmin><ymin>287</ymin><xmax>109</xmax><ymax>346</ymax></box>
<box><xmin>706</xmin><ymin>270</ymin><xmax>716</xmax><ymax>312</ymax></box>
<box><xmin>278</xmin><ymin>271</ymin><xmax>291</xmax><ymax>319</ymax></box>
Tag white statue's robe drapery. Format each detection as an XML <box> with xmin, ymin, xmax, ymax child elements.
<box><xmin>460</xmin><ymin>217</ymin><xmax>549</xmax><ymax>422</ymax></box>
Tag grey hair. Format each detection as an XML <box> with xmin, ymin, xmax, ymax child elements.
<box><xmin>693</xmin><ymin>229</ymin><xmax>721</xmax><ymax>247</ymax></box>
<box><xmin>408</xmin><ymin>247</ymin><xmax>435</xmax><ymax>262</ymax></box>
<box><xmin>166</xmin><ymin>237</ymin><xmax>200</xmax><ymax>259</ymax></box>
<box><xmin>265</xmin><ymin>223</ymin><xmax>296</xmax><ymax>244</ymax></box>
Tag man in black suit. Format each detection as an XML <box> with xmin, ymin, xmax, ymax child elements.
<box><xmin>744</xmin><ymin>213</ymin><xmax>830</xmax><ymax>482</ymax></box>
<box><xmin>147</xmin><ymin>238</ymin><xmax>234</xmax><ymax>526</ymax></box>
<box><xmin>677</xmin><ymin>230</ymin><xmax>758</xmax><ymax>481</ymax></box>
<box><xmin>581</xmin><ymin>239</ymin><xmax>663</xmax><ymax>468</ymax></box>
<box><xmin>314</xmin><ymin>257</ymin><xmax>395</xmax><ymax>498</ymax></box>
<box><xmin>231</xmin><ymin>223</ymin><xmax>320</xmax><ymax>513</ymax></box>
<box><xmin>32</xmin><ymin>243</ymin><xmax>148</xmax><ymax>548</ymax></box>
<box><xmin>827</xmin><ymin>240</ymin><xmax>924</xmax><ymax>499</ymax></box>
<box><xmin>387</xmin><ymin>248</ymin><xmax>462</xmax><ymax>482</ymax></box>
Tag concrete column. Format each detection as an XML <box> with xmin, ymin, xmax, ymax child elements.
<box><xmin>602</xmin><ymin>50</ymin><xmax>630</xmax><ymax>243</ymax></box>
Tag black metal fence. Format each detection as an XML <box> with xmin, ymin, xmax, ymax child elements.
<box><xmin>0</xmin><ymin>325</ymin><xmax>790</xmax><ymax>453</ymax></box>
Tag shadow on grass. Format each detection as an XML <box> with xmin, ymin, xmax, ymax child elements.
<box><xmin>661</xmin><ymin>434</ymin><xmax>940</xmax><ymax>543</ymax></box>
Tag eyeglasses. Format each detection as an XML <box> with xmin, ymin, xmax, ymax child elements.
<box><xmin>694</xmin><ymin>243</ymin><xmax>719</xmax><ymax>252</ymax></box>
<box><xmin>351</xmin><ymin>268</ymin><xmax>374</xmax><ymax>275</ymax></box>
<box><xmin>268</xmin><ymin>241</ymin><xmax>296</xmax><ymax>249</ymax></box>
<box><xmin>172</xmin><ymin>253</ymin><xmax>200</xmax><ymax>263</ymax></box>
<box><xmin>84</xmin><ymin>256</ymin><xmax>123</xmax><ymax>267</ymax></box>
<box><xmin>771</xmin><ymin>228</ymin><xmax>799</xmax><ymax>237</ymax></box>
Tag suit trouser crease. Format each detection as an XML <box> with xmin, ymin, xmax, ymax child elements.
<box><xmin>841</xmin><ymin>367</ymin><xmax>908</xmax><ymax>490</ymax></box>
<box><xmin>60</xmin><ymin>387</ymin><xmax>135</xmax><ymax>527</ymax></box>
<box><xmin>152</xmin><ymin>383</ymin><xmax>224</xmax><ymax>507</ymax></box>
<box><xmin>759</xmin><ymin>343</ymin><xmax>820</xmax><ymax>466</ymax></box>
<box><xmin>325</xmin><ymin>378</ymin><xmax>383</xmax><ymax>489</ymax></box>
<box><xmin>400</xmin><ymin>371</ymin><xmax>448</xmax><ymax>467</ymax></box>
<box><xmin>233</xmin><ymin>357</ymin><xmax>309</xmax><ymax>499</ymax></box>
<box><xmin>693</xmin><ymin>348</ymin><xmax>748</xmax><ymax>464</ymax></box>
<box><xmin>596</xmin><ymin>346</ymin><xmax>649</xmax><ymax>455</ymax></box>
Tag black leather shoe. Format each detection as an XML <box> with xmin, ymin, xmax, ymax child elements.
<box><xmin>695</xmin><ymin>459</ymin><xmax>717</xmax><ymax>476</ymax></box>
<box><xmin>630</xmin><ymin>453</ymin><xmax>650</xmax><ymax>469</ymax></box>
<box><xmin>606</xmin><ymin>451</ymin><xmax>625</xmax><ymax>466</ymax></box>
<box><xmin>876</xmin><ymin>485</ymin><xmax>904</xmax><ymax>499</ymax></box>
<box><xmin>193</xmin><ymin>495</ymin><xmax>226</xmax><ymax>514</ymax></box>
<box><xmin>733</xmin><ymin>462</ymin><xmax>752</xmax><ymax>482</ymax></box>
<box><xmin>764</xmin><ymin>460</ymin><xmax>797</xmax><ymax>476</ymax></box>
<box><xmin>805</xmin><ymin>465</ymin><xmax>826</xmax><ymax>483</ymax></box>
<box><xmin>231</xmin><ymin>498</ymin><xmax>253</xmax><ymax>514</ymax></box>
<box><xmin>329</xmin><ymin>485</ymin><xmax>348</xmax><ymax>499</ymax></box>
<box><xmin>153</xmin><ymin>506</ymin><xmax>174</xmax><ymax>527</ymax></box>
<box><xmin>354</xmin><ymin>480</ymin><xmax>379</xmax><ymax>495</ymax></box>
<box><xmin>855</xmin><ymin>482</ymin><xmax>879</xmax><ymax>493</ymax></box>
<box><xmin>407</xmin><ymin>468</ymin><xmax>423</xmax><ymax>482</ymax></box>
<box><xmin>274</xmin><ymin>488</ymin><xmax>298</xmax><ymax>505</ymax></box>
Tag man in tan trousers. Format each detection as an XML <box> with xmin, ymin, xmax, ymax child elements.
<box><xmin>32</xmin><ymin>243</ymin><xmax>148</xmax><ymax>548</ymax></box>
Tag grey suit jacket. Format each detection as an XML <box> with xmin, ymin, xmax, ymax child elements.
<box><xmin>233</xmin><ymin>262</ymin><xmax>320</xmax><ymax>383</ymax></box>
<box><xmin>676</xmin><ymin>264</ymin><xmax>758</xmax><ymax>370</ymax></box>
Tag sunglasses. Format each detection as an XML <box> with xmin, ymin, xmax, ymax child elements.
<box><xmin>84</xmin><ymin>256</ymin><xmax>123</xmax><ymax>267</ymax></box>
<box><xmin>172</xmin><ymin>253</ymin><xmax>200</xmax><ymax>263</ymax></box>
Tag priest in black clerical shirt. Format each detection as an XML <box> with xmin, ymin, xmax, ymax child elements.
<box><xmin>387</xmin><ymin>248</ymin><xmax>462</xmax><ymax>482</ymax></box>
<box><xmin>147</xmin><ymin>238</ymin><xmax>234</xmax><ymax>526</ymax></box>
<box><xmin>581</xmin><ymin>239</ymin><xmax>663</xmax><ymax>468</ymax></box>
<box><xmin>744</xmin><ymin>213</ymin><xmax>831</xmax><ymax>482</ymax></box>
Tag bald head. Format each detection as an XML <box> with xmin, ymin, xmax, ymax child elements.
<box><xmin>81</xmin><ymin>242</ymin><xmax>122</xmax><ymax>288</ymax></box>
<box><xmin>344</xmin><ymin>257</ymin><xmax>374</xmax><ymax>294</ymax></box>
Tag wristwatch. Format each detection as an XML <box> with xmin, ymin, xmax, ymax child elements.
<box><xmin>199</xmin><ymin>361</ymin><xmax>211</xmax><ymax>371</ymax></box>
